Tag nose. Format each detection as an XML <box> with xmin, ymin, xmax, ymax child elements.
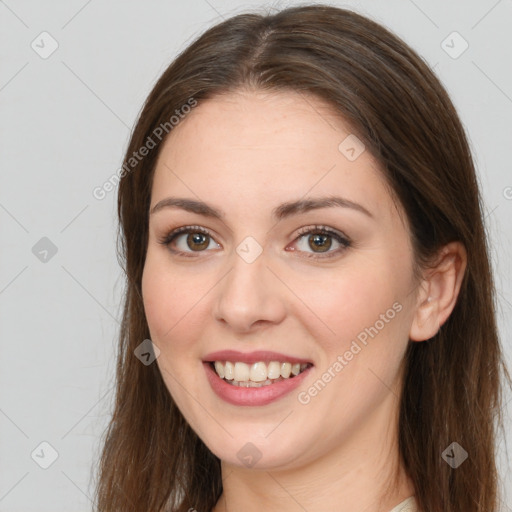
<box><xmin>212</xmin><ymin>249</ymin><xmax>287</xmax><ymax>333</ymax></box>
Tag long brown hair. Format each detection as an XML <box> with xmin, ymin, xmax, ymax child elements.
<box><xmin>92</xmin><ymin>5</ymin><xmax>511</xmax><ymax>511</ymax></box>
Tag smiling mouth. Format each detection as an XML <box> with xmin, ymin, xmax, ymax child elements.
<box><xmin>209</xmin><ymin>360</ymin><xmax>313</xmax><ymax>388</ymax></box>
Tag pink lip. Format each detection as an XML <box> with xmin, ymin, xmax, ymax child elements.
<box><xmin>203</xmin><ymin>350</ymin><xmax>312</xmax><ymax>365</ymax></box>
<box><xmin>203</xmin><ymin>361</ymin><xmax>313</xmax><ymax>406</ymax></box>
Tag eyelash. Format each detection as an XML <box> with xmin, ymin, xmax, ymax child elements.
<box><xmin>157</xmin><ymin>224</ymin><xmax>351</xmax><ymax>260</ymax></box>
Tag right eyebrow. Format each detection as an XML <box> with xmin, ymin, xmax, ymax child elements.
<box><xmin>150</xmin><ymin>197</ymin><xmax>224</xmax><ymax>218</ymax></box>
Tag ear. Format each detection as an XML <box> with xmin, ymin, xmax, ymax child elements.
<box><xmin>409</xmin><ymin>241</ymin><xmax>467</xmax><ymax>342</ymax></box>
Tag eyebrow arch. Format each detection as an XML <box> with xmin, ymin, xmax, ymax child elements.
<box><xmin>149</xmin><ymin>195</ymin><xmax>373</xmax><ymax>220</ymax></box>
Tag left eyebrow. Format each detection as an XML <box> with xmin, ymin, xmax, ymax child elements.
<box><xmin>149</xmin><ymin>195</ymin><xmax>374</xmax><ymax>220</ymax></box>
<box><xmin>272</xmin><ymin>196</ymin><xmax>374</xmax><ymax>220</ymax></box>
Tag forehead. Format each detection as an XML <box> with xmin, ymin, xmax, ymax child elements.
<box><xmin>151</xmin><ymin>89</ymin><xmax>397</xmax><ymax>224</ymax></box>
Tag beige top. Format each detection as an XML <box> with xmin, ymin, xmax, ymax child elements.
<box><xmin>389</xmin><ymin>496</ymin><xmax>418</xmax><ymax>512</ymax></box>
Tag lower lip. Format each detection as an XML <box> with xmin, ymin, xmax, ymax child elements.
<box><xmin>203</xmin><ymin>362</ymin><xmax>313</xmax><ymax>406</ymax></box>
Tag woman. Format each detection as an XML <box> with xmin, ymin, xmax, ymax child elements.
<box><xmin>93</xmin><ymin>5</ymin><xmax>510</xmax><ymax>512</ymax></box>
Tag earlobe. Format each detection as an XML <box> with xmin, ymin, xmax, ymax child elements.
<box><xmin>409</xmin><ymin>242</ymin><xmax>467</xmax><ymax>342</ymax></box>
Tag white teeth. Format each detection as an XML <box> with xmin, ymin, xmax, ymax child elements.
<box><xmin>280</xmin><ymin>362</ymin><xmax>292</xmax><ymax>378</ymax></box>
<box><xmin>214</xmin><ymin>361</ymin><xmax>225</xmax><ymax>379</ymax></box>
<box><xmin>232</xmin><ymin>379</ymin><xmax>274</xmax><ymax>388</ymax></box>
<box><xmin>267</xmin><ymin>361</ymin><xmax>281</xmax><ymax>379</ymax></box>
<box><xmin>234</xmin><ymin>362</ymin><xmax>250</xmax><ymax>381</ymax></box>
<box><xmin>224</xmin><ymin>361</ymin><xmax>234</xmax><ymax>381</ymax></box>
<box><xmin>250</xmin><ymin>362</ymin><xmax>267</xmax><ymax>382</ymax></box>
<box><xmin>211</xmin><ymin>360</ymin><xmax>310</xmax><ymax>384</ymax></box>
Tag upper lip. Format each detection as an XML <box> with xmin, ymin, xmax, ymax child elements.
<box><xmin>203</xmin><ymin>350</ymin><xmax>313</xmax><ymax>365</ymax></box>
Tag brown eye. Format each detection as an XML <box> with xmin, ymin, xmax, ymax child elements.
<box><xmin>308</xmin><ymin>233</ymin><xmax>332</xmax><ymax>253</ymax></box>
<box><xmin>291</xmin><ymin>225</ymin><xmax>351</xmax><ymax>259</ymax></box>
<box><xmin>186</xmin><ymin>232</ymin><xmax>210</xmax><ymax>251</ymax></box>
<box><xmin>158</xmin><ymin>225</ymin><xmax>221</xmax><ymax>256</ymax></box>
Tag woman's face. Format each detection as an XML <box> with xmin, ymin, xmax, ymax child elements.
<box><xmin>142</xmin><ymin>89</ymin><xmax>420</xmax><ymax>470</ymax></box>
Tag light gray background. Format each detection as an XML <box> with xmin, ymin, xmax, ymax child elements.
<box><xmin>1</xmin><ymin>0</ymin><xmax>511</xmax><ymax>510</ymax></box>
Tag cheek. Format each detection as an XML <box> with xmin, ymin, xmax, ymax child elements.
<box><xmin>141</xmin><ymin>251</ymin><xmax>205</xmax><ymax>344</ymax></box>
<box><xmin>293</xmin><ymin>269</ymin><xmax>408</xmax><ymax>418</ymax></box>
<box><xmin>141</xmin><ymin>255</ymin><xmax>207</xmax><ymax>407</ymax></box>
<box><xmin>293</xmin><ymin>263</ymin><xmax>403</xmax><ymax>349</ymax></box>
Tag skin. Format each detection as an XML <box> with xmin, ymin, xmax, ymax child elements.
<box><xmin>141</xmin><ymin>89</ymin><xmax>467</xmax><ymax>512</ymax></box>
